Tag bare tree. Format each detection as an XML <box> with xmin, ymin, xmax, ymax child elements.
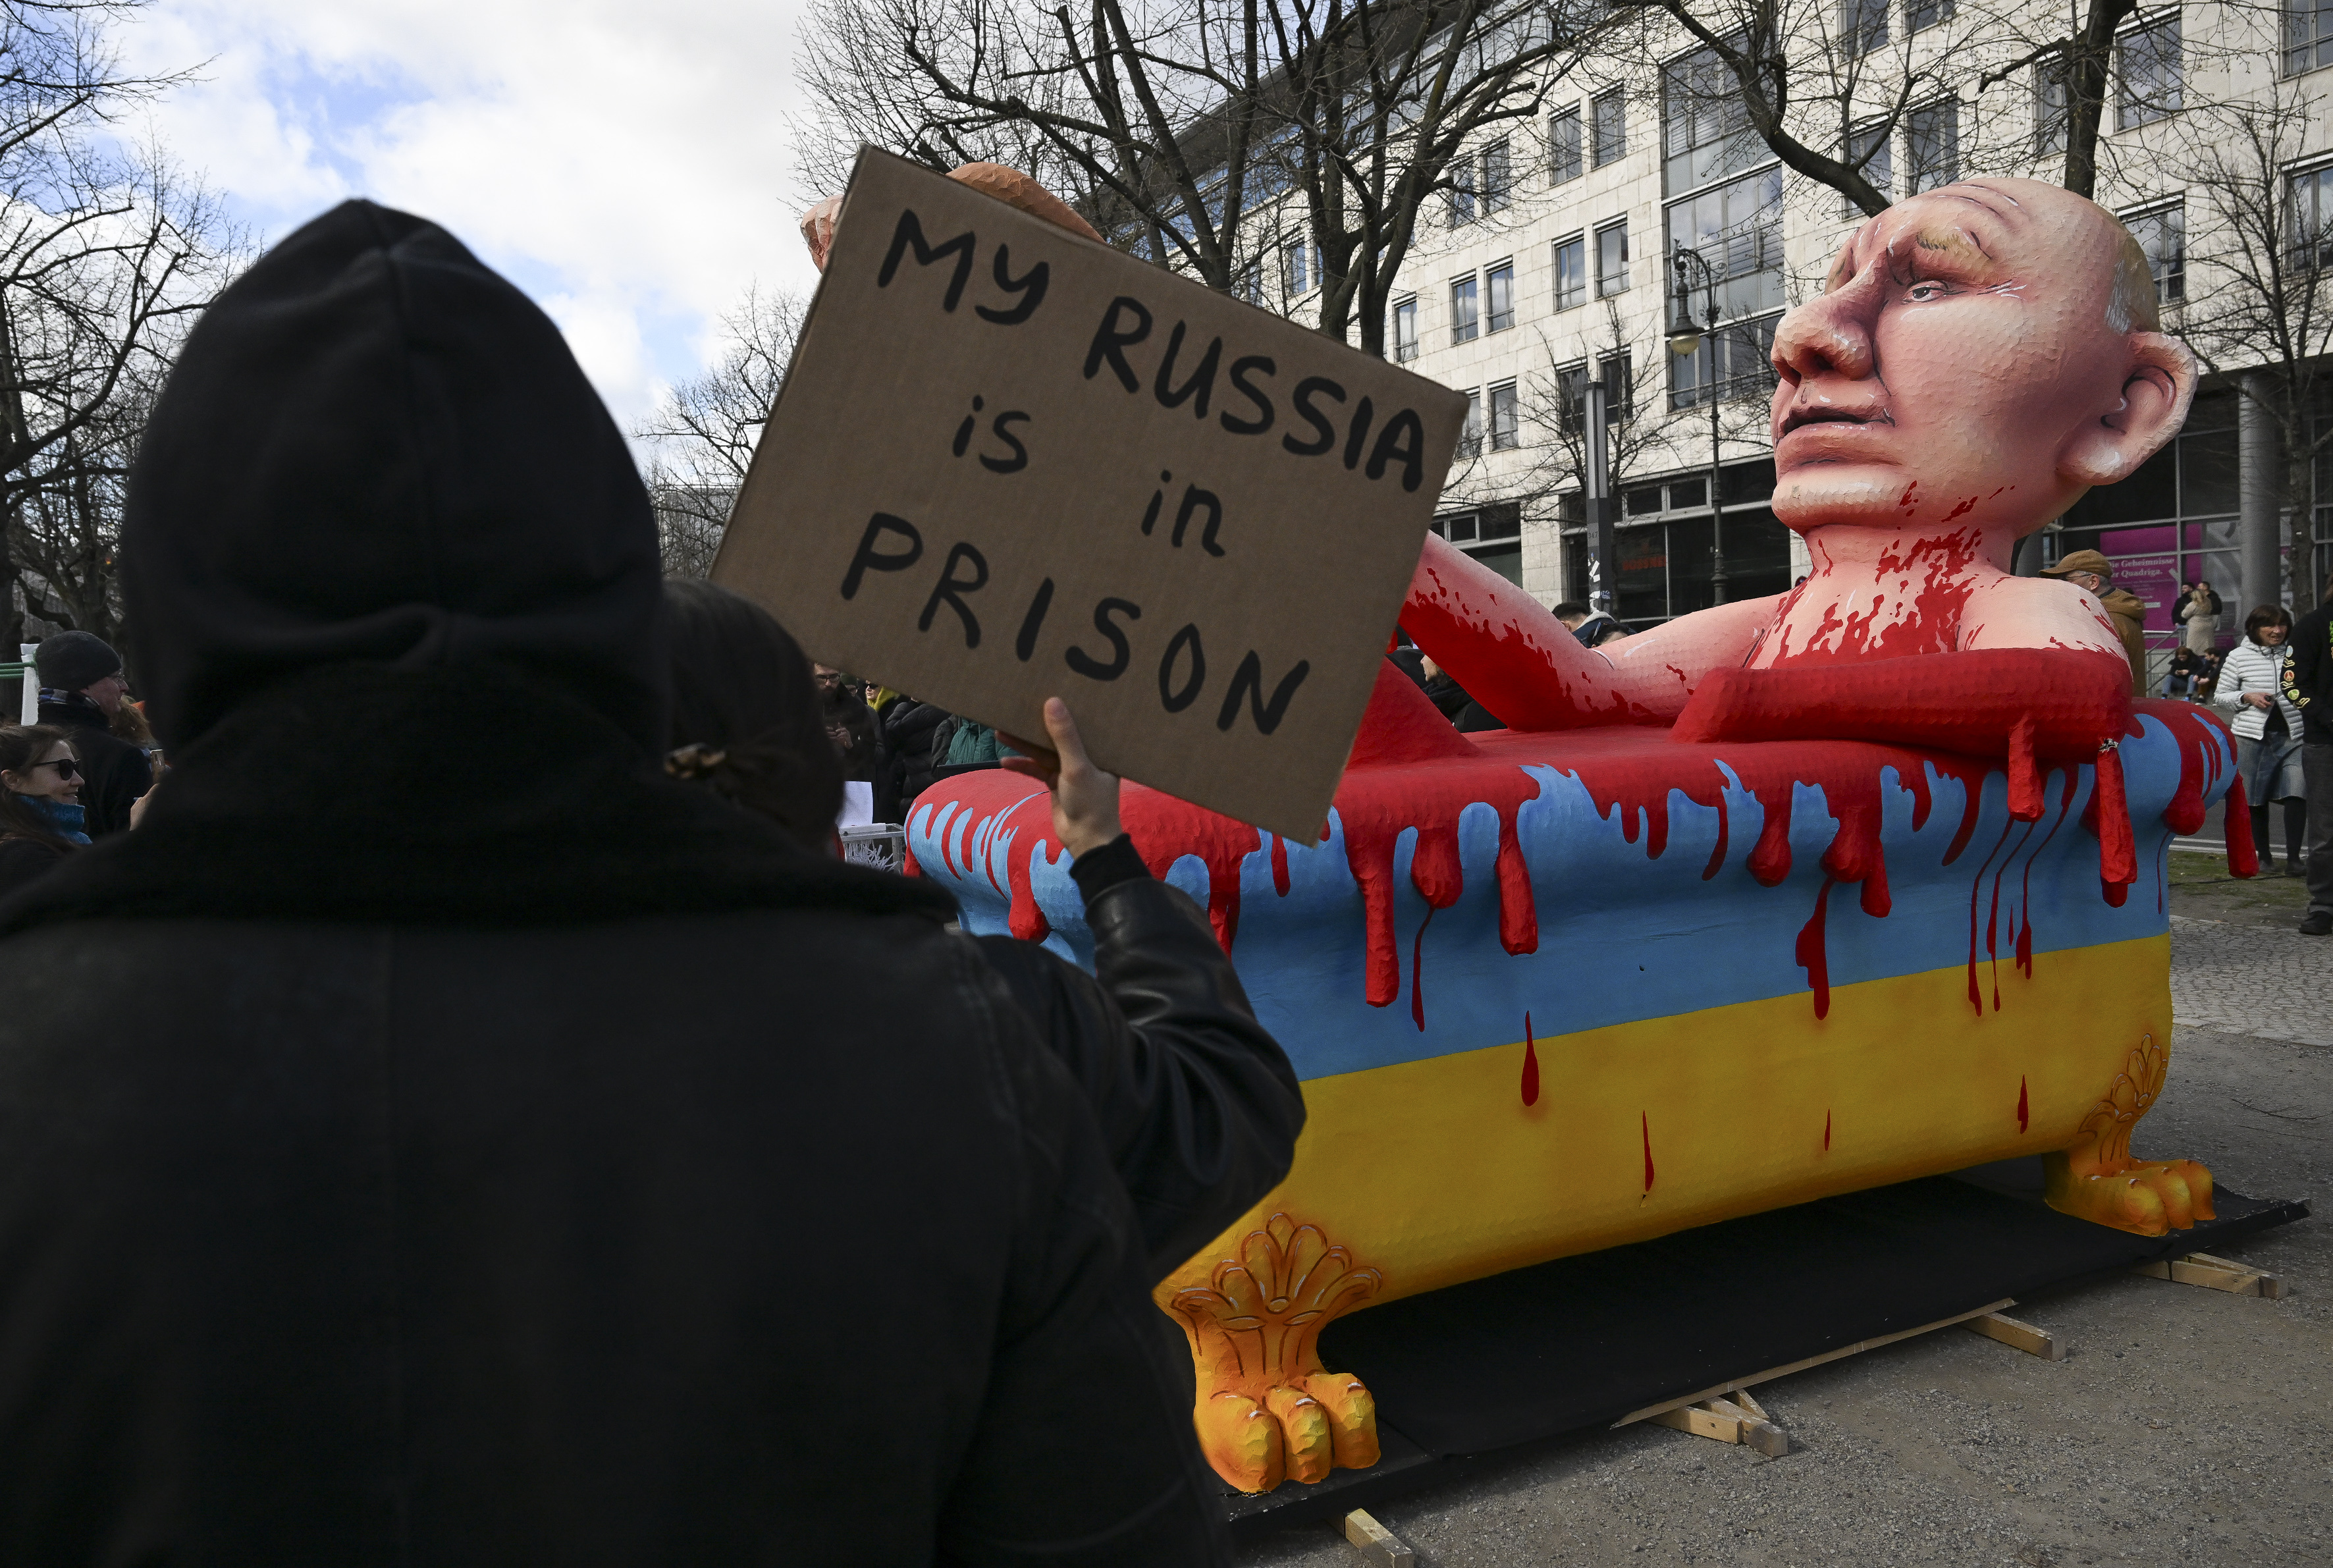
<box><xmin>1621</xmin><ymin>0</ymin><xmax>2222</xmax><ymax>217</ymax></box>
<box><xmin>3</xmin><ymin>155</ymin><xmax>241</xmax><ymax>668</ymax></box>
<box><xmin>793</xmin><ymin>0</ymin><xmax>1626</xmax><ymax>354</ymax></box>
<box><xmin>0</xmin><ymin>0</ymin><xmax>220</xmax><ymax>651</ymax></box>
<box><xmin>635</xmin><ymin>286</ymin><xmax>805</xmax><ymax>577</ymax></box>
<box><xmin>2166</xmin><ymin>85</ymin><xmax>2333</xmax><ymax>612</ymax></box>
<box><xmin>1620</xmin><ymin>0</ymin><xmax>1953</xmax><ymax>217</ymax></box>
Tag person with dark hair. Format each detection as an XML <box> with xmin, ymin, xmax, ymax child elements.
<box><xmin>1551</xmin><ymin>600</ymin><xmax>1591</xmax><ymax>628</ymax></box>
<box><xmin>662</xmin><ymin>576</ymin><xmax>845</xmax><ymax>849</ymax></box>
<box><xmin>2287</xmin><ymin>576</ymin><xmax>2333</xmax><ymax>934</ymax></box>
<box><xmin>813</xmin><ymin>664</ymin><xmax>899</xmax><ymax>823</ymax></box>
<box><xmin>2218</xmin><ymin>605</ymin><xmax>2305</xmax><ymax>877</ymax></box>
<box><xmin>32</xmin><ymin>631</ymin><xmax>152</xmax><ymax>836</ymax></box>
<box><xmin>0</xmin><ymin>201</ymin><xmax>1232</xmax><ymax>1564</ymax></box>
<box><xmin>659</xmin><ymin>580</ymin><xmax>1302</xmax><ymax>1282</ymax></box>
<box><xmin>0</xmin><ymin>725</ymin><xmax>90</xmax><ymax>896</ymax></box>
<box><xmin>2161</xmin><ymin>643</ymin><xmax>2205</xmax><ymax>700</ymax></box>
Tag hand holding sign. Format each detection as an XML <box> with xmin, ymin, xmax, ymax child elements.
<box><xmin>999</xmin><ymin>697</ymin><xmax>1123</xmax><ymax>857</ymax></box>
<box><xmin>713</xmin><ymin>149</ymin><xmax>1464</xmax><ymax>838</ymax></box>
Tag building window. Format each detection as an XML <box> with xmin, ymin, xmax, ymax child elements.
<box><xmin>1553</xmin><ymin>234</ymin><xmax>1588</xmax><ymax>310</ymax></box>
<box><xmin>1911</xmin><ymin>0</ymin><xmax>1954</xmax><ymax>31</ymax></box>
<box><xmin>1235</xmin><ymin>261</ymin><xmax>1263</xmax><ymax>304</ymax></box>
<box><xmin>1557</xmin><ymin>354</ymin><xmax>1634</xmax><ymax>429</ymax></box>
<box><xmin>1840</xmin><ymin>0</ymin><xmax>1888</xmax><ymax>58</ymax></box>
<box><xmin>1482</xmin><ymin>139</ymin><xmax>1512</xmax><ymax>215</ymax></box>
<box><xmin>2293</xmin><ymin>163</ymin><xmax>2333</xmax><ymax>271</ymax></box>
<box><xmin>1451</xmin><ymin>275</ymin><xmax>1480</xmax><ymax>343</ymax></box>
<box><xmin>2288</xmin><ymin>0</ymin><xmax>2333</xmax><ymax>75</ymax></box>
<box><xmin>1486</xmin><ymin>261</ymin><xmax>1515</xmax><ymax>332</ymax></box>
<box><xmin>1661</xmin><ymin>44</ymin><xmax>1761</xmax><ymax>192</ymax></box>
<box><xmin>2124</xmin><ymin>202</ymin><xmax>2185</xmax><ymax>305</ymax></box>
<box><xmin>1489</xmin><ymin>381</ymin><xmax>1520</xmax><ymax>450</ymax></box>
<box><xmin>1393</xmin><ymin>297</ymin><xmax>1419</xmax><ymax>362</ymax></box>
<box><xmin>1434</xmin><ymin>504</ymin><xmax>1524</xmax><ymax>584</ymax></box>
<box><xmin>1284</xmin><ymin>234</ymin><xmax>1321</xmax><ymax>296</ymax></box>
<box><xmin>2116</xmin><ymin>19</ymin><xmax>2182</xmax><ymax>130</ymax></box>
<box><xmin>1906</xmin><ymin>100</ymin><xmax>1958</xmax><ymax>192</ymax></box>
<box><xmin>1458</xmin><ymin>389</ymin><xmax>1483</xmax><ymax>458</ymax></box>
<box><xmin>2036</xmin><ymin>53</ymin><xmax>2070</xmax><ymax>155</ymax></box>
<box><xmin>1667</xmin><ymin>167</ymin><xmax>1784</xmax><ymax>319</ymax></box>
<box><xmin>1550</xmin><ymin>107</ymin><xmax>1583</xmax><ymax>184</ymax></box>
<box><xmin>1596</xmin><ymin>221</ymin><xmax>1629</xmax><ymax>296</ymax></box>
<box><xmin>1592</xmin><ymin>90</ymin><xmax>1626</xmax><ymax>169</ymax></box>
<box><xmin>1669</xmin><ymin>313</ymin><xmax>1781</xmax><ymax>410</ymax></box>
<box><xmin>1844</xmin><ymin>121</ymin><xmax>1892</xmax><ymax>213</ymax></box>
<box><xmin>1449</xmin><ymin>157</ymin><xmax>1476</xmax><ymax>227</ymax></box>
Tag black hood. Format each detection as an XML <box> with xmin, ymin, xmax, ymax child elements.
<box><xmin>122</xmin><ymin>199</ymin><xmax>665</xmax><ymax>753</ymax></box>
<box><xmin>0</xmin><ymin>201</ymin><xmax>955</xmax><ymax>936</ymax></box>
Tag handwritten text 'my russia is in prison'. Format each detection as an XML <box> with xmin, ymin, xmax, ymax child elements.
<box><xmin>839</xmin><ymin>207</ymin><xmax>1432</xmax><ymax>738</ymax></box>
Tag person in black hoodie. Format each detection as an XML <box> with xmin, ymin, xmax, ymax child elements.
<box><xmin>0</xmin><ymin>202</ymin><xmax>1229</xmax><ymax>1565</ymax></box>
<box><xmin>661</xmin><ymin>578</ymin><xmax>1302</xmax><ymax>1281</ymax></box>
<box><xmin>32</xmin><ymin>631</ymin><xmax>153</xmax><ymax>836</ymax></box>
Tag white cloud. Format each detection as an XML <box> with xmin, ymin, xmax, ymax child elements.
<box><xmin>120</xmin><ymin>0</ymin><xmax>833</xmax><ymax>434</ymax></box>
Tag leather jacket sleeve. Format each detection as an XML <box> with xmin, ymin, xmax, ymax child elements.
<box><xmin>971</xmin><ymin>837</ymin><xmax>1304</xmax><ymax>1282</ymax></box>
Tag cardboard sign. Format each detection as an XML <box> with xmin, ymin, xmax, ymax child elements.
<box><xmin>713</xmin><ymin>148</ymin><xmax>1466</xmax><ymax>838</ymax></box>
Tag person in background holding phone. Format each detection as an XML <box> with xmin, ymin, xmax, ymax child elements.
<box><xmin>2216</xmin><ymin>605</ymin><xmax>2305</xmax><ymax>877</ymax></box>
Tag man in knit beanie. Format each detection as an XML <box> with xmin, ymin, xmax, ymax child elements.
<box><xmin>34</xmin><ymin>631</ymin><xmax>153</xmax><ymax>836</ymax></box>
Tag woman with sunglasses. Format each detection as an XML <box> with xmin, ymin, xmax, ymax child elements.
<box><xmin>0</xmin><ymin>724</ymin><xmax>92</xmax><ymax>896</ymax></box>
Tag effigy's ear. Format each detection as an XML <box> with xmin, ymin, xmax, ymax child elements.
<box><xmin>2058</xmin><ymin>331</ymin><xmax>2196</xmax><ymax>488</ymax></box>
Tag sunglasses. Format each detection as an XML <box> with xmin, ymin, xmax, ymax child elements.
<box><xmin>32</xmin><ymin>757</ymin><xmax>79</xmax><ymax>780</ymax></box>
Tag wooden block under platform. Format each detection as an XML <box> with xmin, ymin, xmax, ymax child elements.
<box><xmin>1646</xmin><ymin>1390</ymin><xmax>1788</xmax><ymax>1456</ymax></box>
<box><xmin>1342</xmin><ymin>1507</ymin><xmax>1415</xmax><ymax>1567</ymax></box>
<box><xmin>1615</xmin><ymin>1297</ymin><xmax>2014</xmax><ymax>1434</ymax></box>
<box><xmin>2134</xmin><ymin>1251</ymin><xmax>2288</xmax><ymax>1298</ymax></box>
<box><xmin>1963</xmin><ymin>1309</ymin><xmax>2066</xmax><ymax>1360</ymax></box>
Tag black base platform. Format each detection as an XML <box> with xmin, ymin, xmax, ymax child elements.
<box><xmin>1226</xmin><ymin>1160</ymin><xmax>2309</xmax><ymax>1535</ymax></box>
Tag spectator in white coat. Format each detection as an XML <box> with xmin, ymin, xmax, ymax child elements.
<box><xmin>2217</xmin><ymin>604</ymin><xmax>2305</xmax><ymax>876</ymax></box>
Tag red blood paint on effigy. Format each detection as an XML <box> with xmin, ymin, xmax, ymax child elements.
<box><xmin>1520</xmin><ymin>1013</ymin><xmax>1540</xmax><ymax>1107</ymax></box>
<box><xmin>1642</xmin><ymin>1113</ymin><xmax>1656</xmax><ymax>1193</ymax></box>
<box><xmin>1823</xmin><ymin>1110</ymin><xmax>1832</xmax><ymax>1151</ymax></box>
<box><xmin>912</xmin><ymin>647</ymin><xmax>2246</xmax><ymax>1027</ymax></box>
<box><xmin>2017</xmin><ymin>1075</ymin><xmax>2029</xmax><ymax>1133</ymax></box>
<box><xmin>1796</xmin><ymin>879</ymin><xmax>1837</xmax><ymax>1019</ymax></box>
<box><xmin>1765</xmin><ymin>529</ymin><xmax>1986</xmax><ymax>665</ymax></box>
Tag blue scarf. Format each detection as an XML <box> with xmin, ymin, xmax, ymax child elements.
<box><xmin>17</xmin><ymin>795</ymin><xmax>91</xmax><ymax>846</ymax></box>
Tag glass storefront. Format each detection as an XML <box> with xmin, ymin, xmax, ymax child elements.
<box><xmin>1563</xmin><ymin>460</ymin><xmax>1791</xmax><ymax>620</ymax></box>
<box><xmin>2052</xmin><ymin>390</ymin><xmax>2239</xmax><ymax>646</ymax></box>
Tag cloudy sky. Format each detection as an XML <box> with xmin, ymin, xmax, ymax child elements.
<box><xmin>119</xmin><ymin>0</ymin><xmax>831</xmax><ymax>439</ymax></box>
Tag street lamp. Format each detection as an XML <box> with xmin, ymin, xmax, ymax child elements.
<box><xmin>1668</xmin><ymin>243</ymin><xmax>1729</xmax><ymax>607</ymax></box>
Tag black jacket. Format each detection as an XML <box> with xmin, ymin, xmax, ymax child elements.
<box><xmin>977</xmin><ymin>836</ymin><xmax>1302</xmax><ymax>1282</ymax></box>
<box><xmin>0</xmin><ymin>836</ymin><xmax>64</xmax><ymax>898</ymax></box>
<box><xmin>0</xmin><ymin>201</ymin><xmax>1226</xmax><ymax>1565</ymax></box>
<box><xmin>35</xmin><ymin>695</ymin><xmax>150</xmax><ymax>837</ymax></box>
<box><xmin>2288</xmin><ymin>603</ymin><xmax>2333</xmax><ymax>747</ymax></box>
<box><xmin>885</xmin><ymin>697</ymin><xmax>950</xmax><ymax>805</ymax></box>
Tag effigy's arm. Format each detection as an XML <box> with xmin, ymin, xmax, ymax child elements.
<box><xmin>1673</xmin><ymin>648</ymin><xmax>2147</xmax><ymax>875</ymax></box>
<box><xmin>1401</xmin><ymin>533</ymin><xmax>1775</xmax><ymax>728</ymax></box>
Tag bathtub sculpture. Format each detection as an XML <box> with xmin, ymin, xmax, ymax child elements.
<box><xmin>906</xmin><ymin>178</ymin><xmax>2256</xmax><ymax>1494</ymax></box>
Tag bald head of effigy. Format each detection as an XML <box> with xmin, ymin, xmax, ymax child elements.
<box><xmin>1767</xmin><ymin>177</ymin><xmax>2194</xmax><ymax>542</ymax></box>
